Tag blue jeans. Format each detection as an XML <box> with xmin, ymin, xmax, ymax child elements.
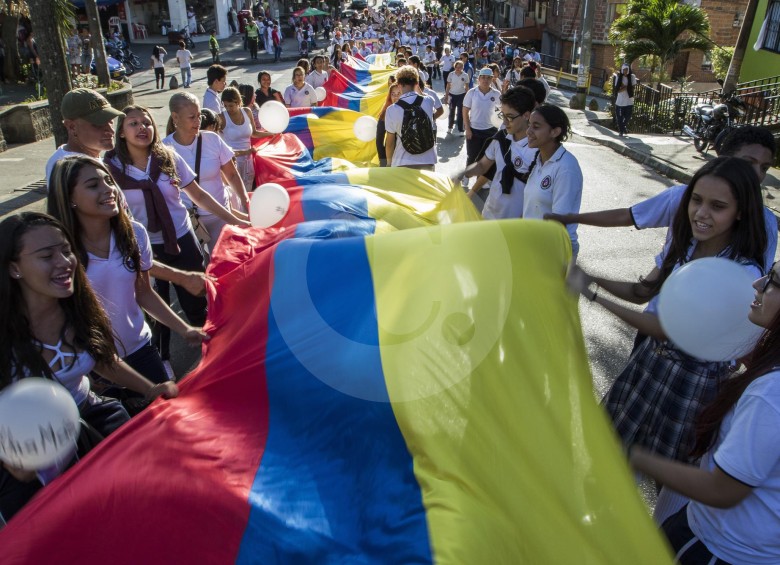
<box><xmin>180</xmin><ymin>66</ymin><xmax>191</xmax><ymax>87</ymax></box>
<box><xmin>616</xmin><ymin>104</ymin><xmax>633</xmax><ymax>134</ymax></box>
<box><xmin>274</xmin><ymin>44</ymin><xmax>282</xmax><ymax>61</ymax></box>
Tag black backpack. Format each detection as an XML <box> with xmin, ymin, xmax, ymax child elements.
<box><xmin>396</xmin><ymin>96</ymin><xmax>435</xmax><ymax>155</ymax></box>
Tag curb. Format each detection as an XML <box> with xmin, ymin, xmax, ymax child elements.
<box><xmin>577</xmin><ymin>131</ymin><xmax>693</xmax><ymax>185</ymax></box>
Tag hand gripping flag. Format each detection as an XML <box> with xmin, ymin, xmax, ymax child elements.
<box><xmin>0</xmin><ymin>215</ymin><xmax>672</xmax><ymax>563</ymax></box>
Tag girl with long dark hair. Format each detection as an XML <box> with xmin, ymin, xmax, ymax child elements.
<box><xmin>105</xmin><ymin>105</ymin><xmax>247</xmax><ymax>371</ymax></box>
<box><xmin>0</xmin><ymin>212</ymin><xmax>178</xmax><ymax>523</ymax></box>
<box><xmin>568</xmin><ymin>157</ymin><xmax>767</xmax><ymax>464</ymax></box>
<box><xmin>47</xmin><ymin>156</ymin><xmax>207</xmax><ymax>388</ymax></box>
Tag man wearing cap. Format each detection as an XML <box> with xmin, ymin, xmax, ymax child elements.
<box><xmin>612</xmin><ymin>63</ymin><xmax>637</xmax><ymax>137</ymax></box>
<box><xmin>44</xmin><ymin>88</ymin><xmax>124</xmax><ymax>184</ymax></box>
<box><xmin>461</xmin><ymin>67</ymin><xmax>500</xmax><ymax>189</ymax></box>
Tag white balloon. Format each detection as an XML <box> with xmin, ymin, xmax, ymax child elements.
<box><xmin>353</xmin><ymin>115</ymin><xmax>378</xmax><ymax>142</ymax></box>
<box><xmin>658</xmin><ymin>257</ymin><xmax>764</xmax><ymax>361</ymax></box>
<box><xmin>0</xmin><ymin>378</ymin><xmax>80</xmax><ymax>471</ymax></box>
<box><xmin>258</xmin><ymin>101</ymin><xmax>290</xmax><ymax>134</ymax></box>
<box><xmin>250</xmin><ymin>183</ymin><xmax>291</xmax><ymax>228</ymax></box>
<box><xmin>315</xmin><ymin>87</ymin><xmax>327</xmax><ymax>102</ymax></box>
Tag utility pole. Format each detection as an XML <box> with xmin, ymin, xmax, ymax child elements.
<box><xmin>569</xmin><ymin>0</ymin><xmax>595</xmax><ymax>109</ymax></box>
<box><xmin>723</xmin><ymin>0</ymin><xmax>759</xmax><ymax>93</ymax></box>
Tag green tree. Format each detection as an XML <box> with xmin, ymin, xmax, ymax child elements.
<box><xmin>609</xmin><ymin>0</ymin><xmax>711</xmax><ymax>86</ymax></box>
<box><xmin>710</xmin><ymin>46</ymin><xmax>734</xmax><ymax>81</ymax></box>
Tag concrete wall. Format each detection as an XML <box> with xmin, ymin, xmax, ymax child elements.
<box><xmin>0</xmin><ymin>84</ymin><xmax>134</xmax><ymax>146</ymax></box>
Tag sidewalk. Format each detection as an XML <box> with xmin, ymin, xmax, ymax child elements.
<box><xmin>133</xmin><ymin>31</ymin><xmax>328</xmax><ymax>68</ymax></box>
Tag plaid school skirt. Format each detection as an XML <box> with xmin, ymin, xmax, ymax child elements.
<box><xmin>603</xmin><ymin>338</ymin><xmax>730</xmax><ymax>462</ymax></box>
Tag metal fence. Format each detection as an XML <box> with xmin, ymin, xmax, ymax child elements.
<box><xmin>614</xmin><ymin>76</ymin><xmax>780</xmax><ymax>135</ymax></box>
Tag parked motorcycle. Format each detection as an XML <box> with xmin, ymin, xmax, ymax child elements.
<box><xmin>682</xmin><ymin>90</ymin><xmax>746</xmax><ymax>154</ymax></box>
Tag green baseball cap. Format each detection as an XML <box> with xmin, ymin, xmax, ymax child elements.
<box><xmin>61</xmin><ymin>88</ymin><xmax>125</xmax><ymax>125</ymax></box>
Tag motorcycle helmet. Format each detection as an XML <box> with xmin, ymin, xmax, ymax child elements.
<box><xmin>713</xmin><ymin>103</ymin><xmax>729</xmax><ymax>119</ymax></box>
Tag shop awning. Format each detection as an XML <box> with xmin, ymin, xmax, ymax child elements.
<box><xmin>69</xmin><ymin>0</ymin><xmax>126</xmax><ymax>7</ymax></box>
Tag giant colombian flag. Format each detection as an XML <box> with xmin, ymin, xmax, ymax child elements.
<box><xmin>0</xmin><ymin>215</ymin><xmax>671</xmax><ymax>563</ymax></box>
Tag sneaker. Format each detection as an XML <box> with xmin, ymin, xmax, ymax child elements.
<box><xmin>162</xmin><ymin>360</ymin><xmax>176</xmax><ymax>381</ymax></box>
<box><xmin>459</xmin><ymin>130</ymin><xmax>465</xmax><ymax>137</ymax></box>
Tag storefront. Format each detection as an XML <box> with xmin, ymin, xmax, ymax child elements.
<box><xmin>119</xmin><ymin>0</ymin><xmax>234</xmax><ymax>40</ymax></box>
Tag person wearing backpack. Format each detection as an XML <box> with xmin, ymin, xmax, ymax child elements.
<box><xmin>384</xmin><ymin>65</ymin><xmax>437</xmax><ymax>170</ymax></box>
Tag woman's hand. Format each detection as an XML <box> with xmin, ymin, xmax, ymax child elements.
<box><xmin>565</xmin><ymin>262</ymin><xmax>593</xmax><ymax>297</ymax></box>
<box><xmin>145</xmin><ymin>381</ymin><xmax>179</xmax><ymax>402</ymax></box>
<box><xmin>183</xmin><ymin>326</ymin><xmax>210</xmax><ymax>347</ymax></box>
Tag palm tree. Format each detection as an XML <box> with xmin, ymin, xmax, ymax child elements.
<box><xmin>610</xmin><ymin>0</ymin><xmax>711</xmax><ymax>85</ymax></box>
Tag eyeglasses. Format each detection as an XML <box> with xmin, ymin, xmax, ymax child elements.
<box><xmin>761</xmin><ymin>268</ymin><xmax>780</xmax><ymax>293</ymax></box>
<box><xmin>497</xmin><ymin>111</ymin><xmax>521</xmax><ymax>123</ymax></box>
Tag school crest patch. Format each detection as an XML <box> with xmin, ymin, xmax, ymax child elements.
<box><xmin>540</xmin><ymin>175</ymin><xmax>552</xmax><ymax>189</ymax></box>
<box><xmin>513</xmin><ymin>156</ymin><xmax>523</xmax><ymax>169</ymax></box>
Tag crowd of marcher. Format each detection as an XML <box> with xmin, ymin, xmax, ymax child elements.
<box><xmin>1</xmin><ymin>9</ymin><xmax>779</xmax><ymax>561</ymax></box>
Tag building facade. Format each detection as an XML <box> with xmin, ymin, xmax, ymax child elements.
<box><xmin>739</xmin><ymin>0</ymin><xmax>780</xmax><ymax>82</ymax></box>
<box><xmin>533</xmin><ymin>0</ymin><xmax>748</xmax><ymax>85</ymax></box>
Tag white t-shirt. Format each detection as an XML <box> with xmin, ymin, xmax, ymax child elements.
<box><xmin>384</xmin><ymin>91</ymin><xmax>437</xmax><ymax>167</ymax></box>
<box><xmin>163</xmin><ymin>131</ymin><xmax>233</xmax><ymax>216</ymax></box>
<box><xmin>423</xmin><ymin>87</ymin><xmax>442</xmax><ymax>131</ymax></box>
<box><xmin>176</xmin><ymin>49</ymin><xmax>192</xmax><ymax>68</ymax></box>
<box><xmin>151</xmin><ymin>54</ymin><xmax>165</xmax><ymax>69</ymax></box>
<box><xmin>615</xmin><ymin>73</ymin><xmax>636</xmax><ymax>107</ymax></box>
<box><xmin>446</xmin><ymin>70</ymin><xmax>469</xmax><ymax>95</ymax></box>
<box><xmin>87</xmin><ymin>221</ymin><xmax>154</xmax><ymax>358</ymax></box>
<box><xmin>440</xmin><ymin>54</ymin><xmax>455</xmax><ymax>72</ymax></box>
<box><xmin>482</xmin><ymin>135</ymin><xmax>536</xmax><ymax>220</ymax></box>
<box><xmin>306</xmin><ymin>69</ymin><xmax>328</xmax><ymax>88</ymax></box>
<box><xmin>283</xmin><ymin>82</ymin><xmax>318</xmax><ymax>107</ymax></box>
<box><xmin>463</xmin><ymin>86</ymin><xmax>501</xmax><ymax>130</ymax></box>
<box><xmin>108</xmin><ymin>152</ymin><xmax>196</xmax><ymax>245</ymax></box>
<box><xmin>631</xmin><ymin>184</ymin><xmax>778</xmax><ymax>272</ymax></box>
<box><xmin>688</xmin><ymin>370</ymin><xmax>780</xmax><ymax>564</ymax></box>
<box><xmin>523</xmin><ymin>145</ymin><xmax>583</xmax><ymax>254</ymax></box>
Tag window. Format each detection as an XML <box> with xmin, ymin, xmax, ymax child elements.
<box><xmin>760</xmin><ymin>0</ymin><xmax>780</xmax><ymax>54</ymax></box>
<box><xmin>701</xmin><ymin>52</ymin><xmax>712</xmax><ymax>70</ymax></box>
<box><xmin>607</xmin><ymin>2</ymin><xmax>626</xmax><ymax>24</ymax></box>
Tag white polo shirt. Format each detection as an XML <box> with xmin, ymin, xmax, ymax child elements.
<box><xmin>283</xmin><ymin>82</ymin><xmax>318</xmax><ymax>107</ymax></box>
<box><xmin>306</xmin><ymin>69</ymin><xmax>329</xmax><ymax>89</ymax></box>
<box><xmin>385</xmin><ymin>91</ymin><xmax>437</xmax><ymax>167</ymax></box>
<box><xmin>631</xmin><ymin>183</ymin><xmax>778</xmax><ymax>271</ymax></box>
<box><xmin>446</xmin><ymin>70</ymin><xmax>469</xmax><ymax>95</ymax></box>
<box><xmin>523</xmin><ymin>145</ymin><xmax>583</xmax><ymax>254</ymax></box>
<box><xmin>463</xmin><ymin>85</ymin><xmax>501</xmax><ymax>130</ymax></box>
<box><xmin>440</xmin><ymin>53</ymin><xmax>455</xmax><ymax>71</ymax></box>
<box><xmin>482</xmin><ymin>135</ymin><xmax>536</xmax><ymax>220</ymax></box>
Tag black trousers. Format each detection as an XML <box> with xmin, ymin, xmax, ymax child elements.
<box><xmin>448</xmin><ymin>92</ymin><xmax>465</xmax><ymax>131</ymax></box>
<box><xmin>466</xmin><ymin>126</ymin><xmax>497</xmax><ymax>165</ymax></box>
<box><xmin>151</xmin><ymin>230</ymin><xmax>207</xmax><ymax>359</ymax></box>
<box><xmin>662</xmin><ymin>506</ymin><xmax>732</xmax><ymax>564</ymax></box>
